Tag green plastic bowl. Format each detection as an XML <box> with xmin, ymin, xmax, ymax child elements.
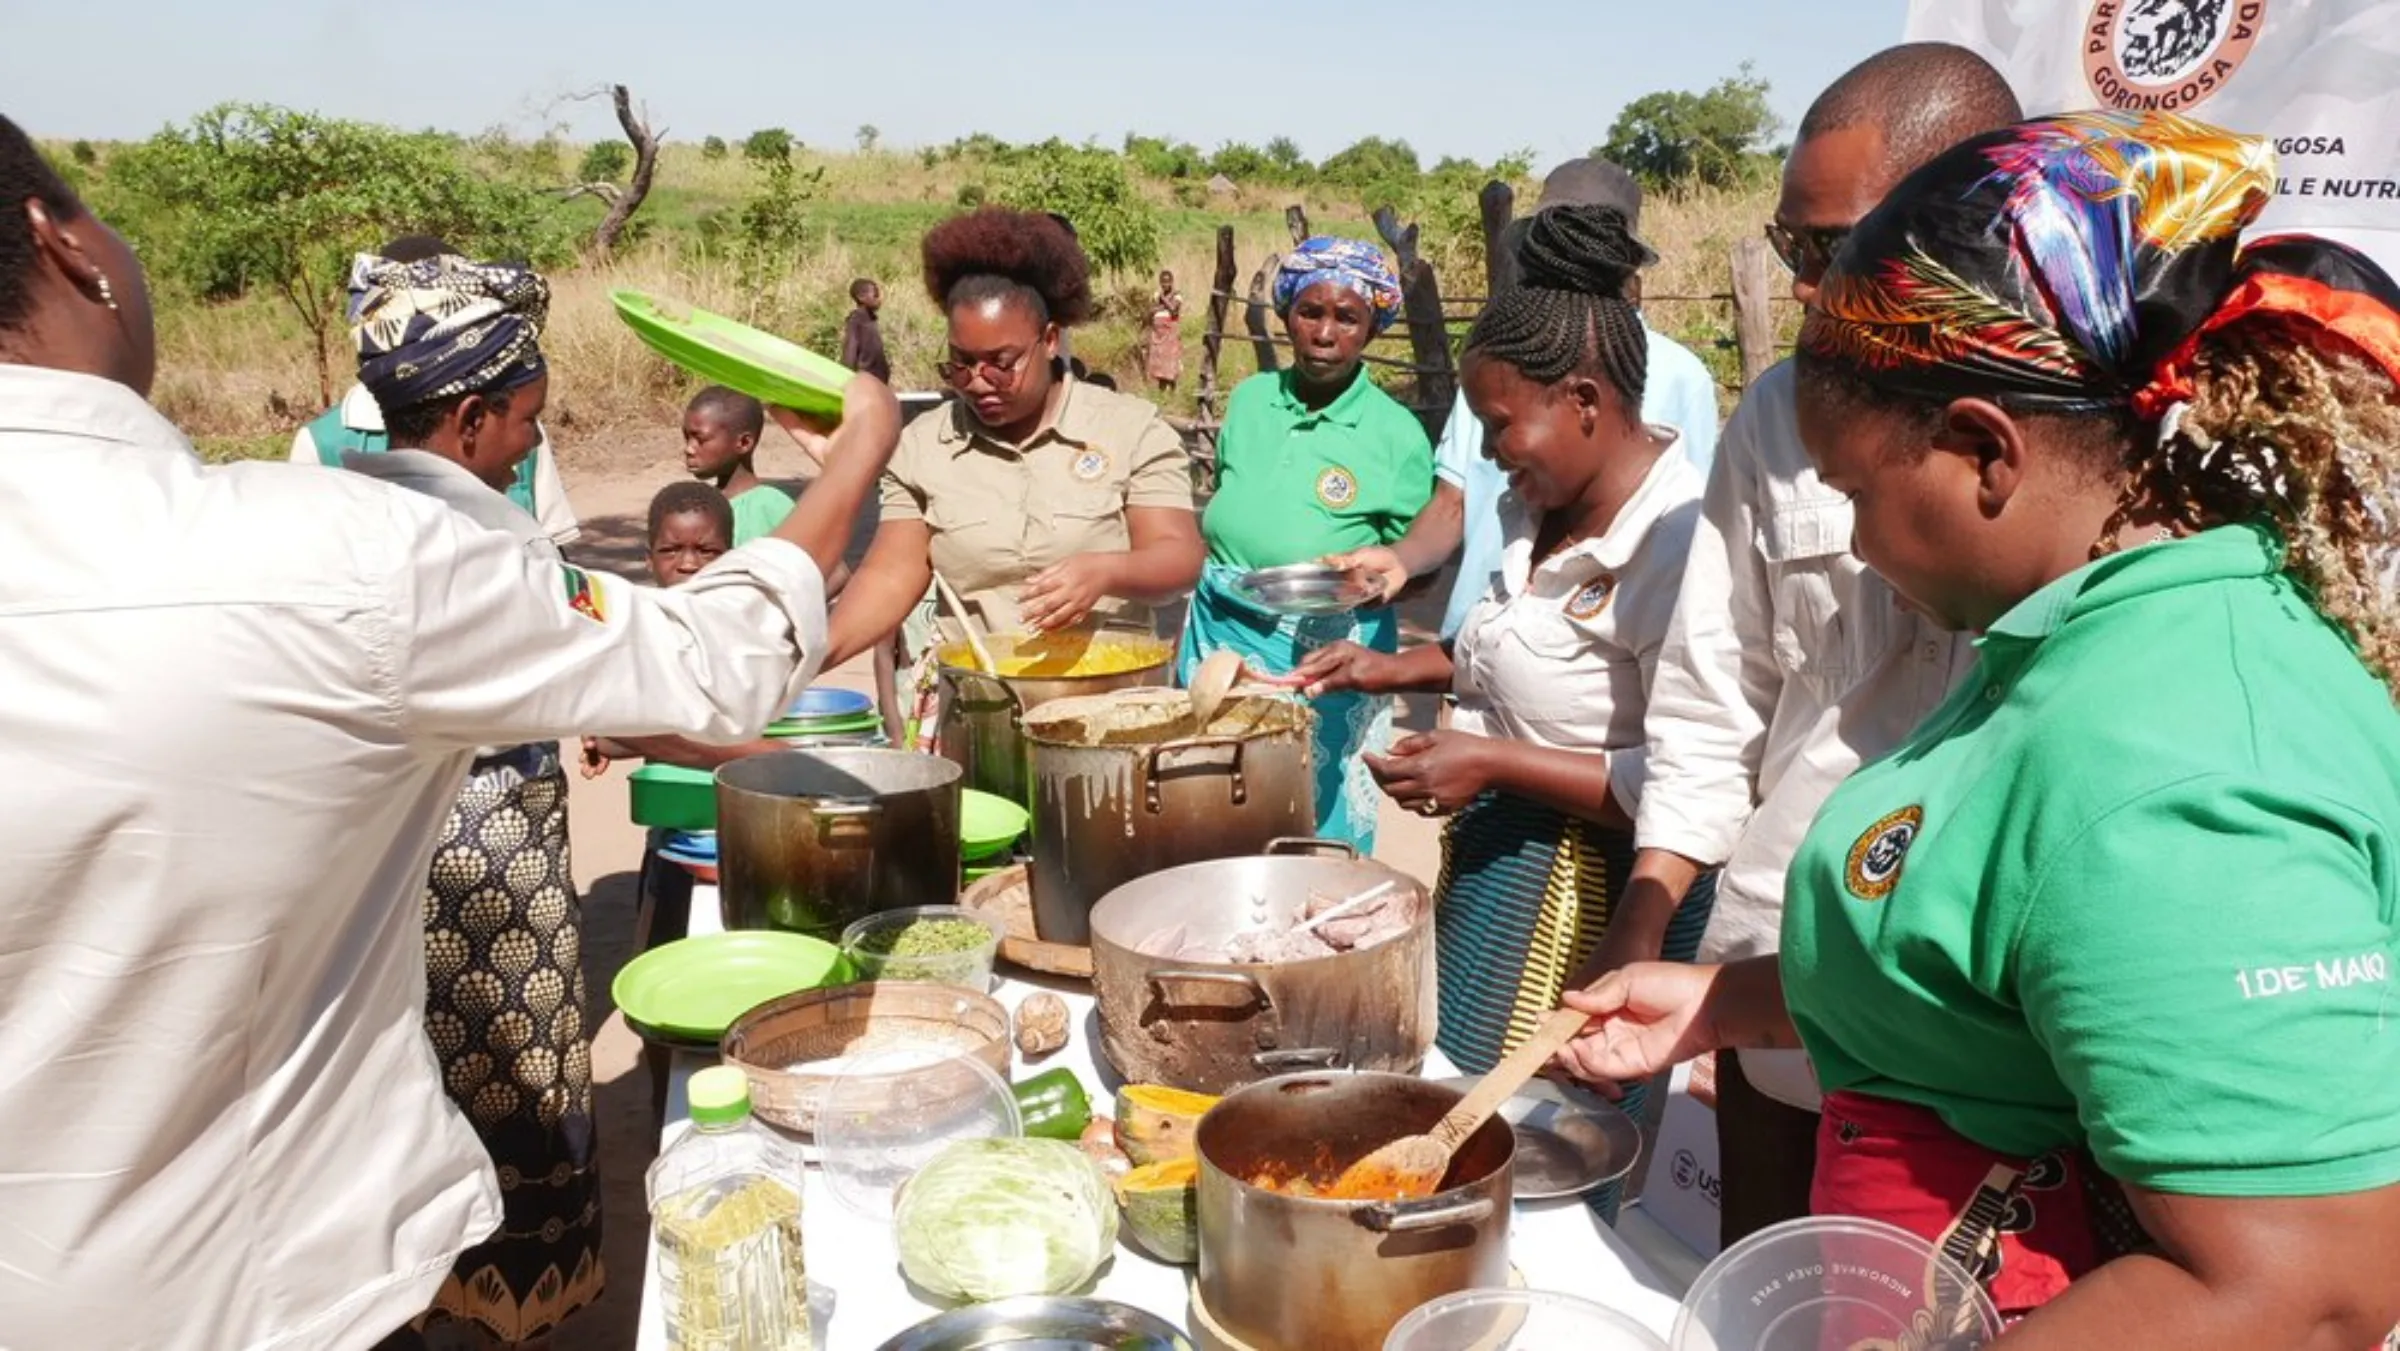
<box><xmin>629</xmin><ymin>762</ymin><xmax>716</xmax><ymax>831</ymax></box>
<box><xmin>959</xmin><ymin>789</ymin><xmax>1030</xmax><ymax>860</ymax></box>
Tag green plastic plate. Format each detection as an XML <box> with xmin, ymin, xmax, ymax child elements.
<box><xmin>629</xmin><ymin>762</ymin><xmax>716</xmax><ymax>831</ymax></box>
<box><xmin>960</xmin><ymin>788</ymin><xmax>1031</xmax><ymax>859</ymax></box>
<box><xmin>611</xmin><ymin>931</ymin><xmax>854</xmax><ymax>1043</ymax></box>
<box><xmin>763</xmin><ymin>712</ymin><xmax>885</xmax><ymax>739</ymax></box>
<box><xmin>611</xmin><ymin>289</ymin><xmax>852</xmax><ymax>418</ymax></box>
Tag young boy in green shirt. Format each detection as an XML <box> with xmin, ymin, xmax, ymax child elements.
<box><xmin>682</xmin><ymin>385</ymin><xmax>794</xmax><ymax>545</ymax></box>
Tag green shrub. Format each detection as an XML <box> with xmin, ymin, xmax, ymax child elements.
<box><xmin>577</xmin><ymin>141</ymin><xmax>631</xmax><ymax>183</ymax></box>
<box><xmin>998</xmin><ymin>144</ymin><xmax>1159</xmax><ymax>278</ymax></box>
<box><xmin>701</xmin><ymin>135</ymin><xmax>728</xmax><ymax>161</ymax></box>
<box><xmin>742</xmin><ymin>127</ymin><xmax>794</xmax><ymax>164</ymax></box>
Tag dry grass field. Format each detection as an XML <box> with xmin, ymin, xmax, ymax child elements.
<box><xmin>96</xmin><ymin>139</ymin><xmax>1790</xmax><ymax>467</ymax></box>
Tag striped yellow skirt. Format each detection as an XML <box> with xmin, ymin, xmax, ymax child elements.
<box><xmin>1434</xmin><ymin>791</ymin><xmax>1715</xmax><ymax>1221</ymax></box>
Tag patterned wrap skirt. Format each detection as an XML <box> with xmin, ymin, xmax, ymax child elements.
<box><xmin>1434</xmin><ymin>789</ymin><xmax>1716</xmax><ymax>1222</ymax></box>
<box><xmin>1176</xmin><ymin>559</ymin><xmax>1397</xmax><ymax>854</ymax></box>
<box><xmin>402</xmin><ymin>747</ymin><xmax>604</xmax><ymax>1346</ymax></box>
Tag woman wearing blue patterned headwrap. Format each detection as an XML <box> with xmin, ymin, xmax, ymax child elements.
<box><xmin>1180</xmin><ymin>235</ymin><xmax>1434</xmax><ymax>854</ymax></box>
<box><xmin>342</xmin><ymin>252</ymin><xmax>608</xmax><ymax>1349</ymax></box>
<box><xmin>347</xmin><ymin>252</ymin><xmax>552</xmax><ymax>485</ymax></box>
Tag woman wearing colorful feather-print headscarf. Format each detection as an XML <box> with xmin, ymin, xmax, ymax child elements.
<box><xmin>1180</xmin><ymin>236</ymin><xmax>1432</xmax><ymax>853</ymax></box>
<box><xmin>1553</xmin><ymin>112</ymin><xmax>2400</xmax><ymax>1343</ymax></box>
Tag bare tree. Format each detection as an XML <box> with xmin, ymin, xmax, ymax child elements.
<box><xmin>565</xmin><ymin>84</ymin><xmax>664</xmax><ymax>258</ymax></box>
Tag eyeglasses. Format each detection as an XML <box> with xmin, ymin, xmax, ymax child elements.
<box><xmin>936</xmin><ymin>347</ymin><xmax>1037</xmax><ymax>389</ymax></box>
<box><xmin>1766</xmin><ymin>222</ymin><xmax>1853</xmax><ymax>278</ymax></box>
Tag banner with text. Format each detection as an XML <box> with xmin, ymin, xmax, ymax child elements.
<box><xmin>1904</xmin><ymin>0</ymin><xmax>2400</xmax><ymax>279</ymax></box>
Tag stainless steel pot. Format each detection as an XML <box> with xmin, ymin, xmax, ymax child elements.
<box><xmin>715</xmin><ymin>749</ymin><xmax>962</xmax><ymax>939</ymax></box>
<box><xmin>1023</xmin><ymin>690</ymin><xmax>1314</xmax><ymax>946</ymax></box>
<box><xmin>1087</xmin><ymin>841</ymin><xmax>1434</xmax><ymax>1093</ymax></box>
<box><xmin>934</xmin><ymin>632</ymin><xmax>1171</xmax><ymax>807</ymax></box>
<box><xmin>1196</xmin><ymin>1073</ymin><xmax>1513</xmax><ymax>1351</ymax></box>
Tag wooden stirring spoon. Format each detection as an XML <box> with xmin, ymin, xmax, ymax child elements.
<box><xmin>1327</xmin><ymin>997</ymin><xmax>1595</xmax><ymax>1201</ymax></box>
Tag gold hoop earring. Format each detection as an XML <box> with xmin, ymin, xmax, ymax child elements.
<box><xmin>95</xmin><ymin>275</ymin><xmax>119</xmax><ymax>312</ymax></box>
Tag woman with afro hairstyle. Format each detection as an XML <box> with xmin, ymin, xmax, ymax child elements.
<box><xmin>824</xmin><ymin>208</ymin><xmax>1202</xmax><ymax>779</ymax></box>
<box><xmin>1287</xmin><ymin>206</ymin><xmax>1710</xmax><ymax>1222</ymax></box>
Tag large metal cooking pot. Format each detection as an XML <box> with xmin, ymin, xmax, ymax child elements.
<box><xmin>1197</xmin><ymin>1073</ymin><xmax>1513</xmax><ymax>1351</ymax></box>
<box><xmin>715</xmin><ymin>749</ymin><xmax>962</xmax><ymax>939</ymax></box>
<box><xmin>1023</xmin><ymin>690</ymin><xmax>1315</xmax><ymax>946</ymax></box>
<box><xmin>935</xmin><ymin>632</ymin><xmax>1171</xmax><ymax>807</ymax></box>
<box><xmin>1087</xmin><ymin>841</ymin><xmax>1433</xmax><ymax>1093</ymax></box>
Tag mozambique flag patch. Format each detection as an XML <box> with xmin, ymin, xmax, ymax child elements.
<box><xmin>561</xmin><ymin>566</ymin><xmax>607</xmax><ymax>623</ymax></box>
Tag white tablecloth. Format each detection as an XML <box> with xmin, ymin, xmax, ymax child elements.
<box><xmin>635</xmin><ymin>887</ymin><xmax>1687</xmax><ymax>1350</ymax></box>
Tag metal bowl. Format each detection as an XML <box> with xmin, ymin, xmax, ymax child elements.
<box><xmin>875</xmin><ymin>1296</ymin><xmax>1194</xmax><ymax>1351</ymax></box>
<box><xmin>1231</xmin><ymin>563</ymin><xmax>1380</xmax><ymax>617</ymax></box>
<box><xmin>1433</xmin><ymin>1075</ymin><xmax>1642</xmax><ymax>1200</ymax></box>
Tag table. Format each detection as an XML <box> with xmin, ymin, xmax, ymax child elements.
<box><xmin>636</xmin><ymin>886</ymin><xmax>1688</xmax><ymax>1350</ymax></box>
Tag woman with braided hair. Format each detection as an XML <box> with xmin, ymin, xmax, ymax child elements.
<box><xmin>1557</xmin><ymin>112</ymin><xmax>2400</xmax><ymax>1339</ymax></box>
<box><xmin>1286</xmin><ymin>205</ymin><xmax>1708</xmax><ymax>1218</ymax></box>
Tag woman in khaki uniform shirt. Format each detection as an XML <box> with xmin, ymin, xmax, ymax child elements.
<box><xmin>825</xmin><ymin>208</ymin><xmax>1203</xmax><ymax>668</ymax></box>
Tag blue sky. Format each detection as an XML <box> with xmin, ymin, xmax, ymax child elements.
<box><xmin>4</xmin><ymin>0</ymin><xmax>1907</xmax><ymax>168</ymax></box>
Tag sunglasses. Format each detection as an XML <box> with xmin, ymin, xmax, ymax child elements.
<box><xmin>936</xmin><ymin>346</ymin><xmax>1038</xmax><ymax>390</ymax></box>
<box><xmin>1766</xmin><ymin>222</ymin><xmax>1853</xmax><ymax>278</ymax></box>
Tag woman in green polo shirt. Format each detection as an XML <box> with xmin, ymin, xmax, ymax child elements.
<box><xmin>1556</xmin><ymin>113</ymin><xmax>2400</xmax><ymax>1340</ymax></box>
<box><xmin>1181</xmin><ymin>237</ymin><xmax>1433</xmax><ymax>852</ymax></box>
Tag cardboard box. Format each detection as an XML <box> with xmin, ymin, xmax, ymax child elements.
<box><xmin>1636</xmin><ymin>1058</ymin><xmax>1724</xmax><ymax>1260</ymax></box>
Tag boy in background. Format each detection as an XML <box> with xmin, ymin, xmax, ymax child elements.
<box><xmin>682</xmin><ymin>385</ymin><xmax>793</xmax><ymax>545</ymax></box>
<box><xmin>840</xmin><ymin>278</ymin><xmax>891</xmax><ymax>383</ymax></box>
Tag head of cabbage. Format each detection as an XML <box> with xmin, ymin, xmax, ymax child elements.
<box><xmin>895</xmin><ymin>1137</ymin><xmax>1119</xmax><ymax>1302</ymax></box>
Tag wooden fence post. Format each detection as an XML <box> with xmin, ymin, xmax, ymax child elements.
<box><xmin>1198</xmin><ymin>225</ymin><xmax>1237</xmax><ymax>423</ymax></box>
<box><xmin>1285</xmin><ymin>205</ymin><xmax>1312</xmax><ymax>245</ymax></box>
<box><xmin>1244</xmin><ymin>253</ymin><xmax>1284</xmax><ymax>375</ymax></box>
<box><xmin>1730</xmin><ymin>235</ymin><xmax>1780</xmax><ymax>387</ymax></box>
<box><xmin>1372</xmin><ymin>205</ymin><xmax>1458</xmax><ymax>423</ymax></box>
<box><xmin>1478</xmin><ymin>180</ymin><xmax>1516</xmax><ymax>296</ymax></box>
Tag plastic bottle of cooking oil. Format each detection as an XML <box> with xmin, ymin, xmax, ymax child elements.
<box><xmin>647</xmin><ymin>1066</ymin><xmax>811</xmax><ymax>1351</ymax></box>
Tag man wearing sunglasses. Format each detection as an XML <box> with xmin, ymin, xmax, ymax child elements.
<box><xmin>1567</xmin><ymin>43</ymin><xmax>2025</xmax><ymax>1248</ymax></box>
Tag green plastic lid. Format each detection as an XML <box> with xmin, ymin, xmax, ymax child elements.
<box><xmin>688</xmin><ymin>1065</ymin><xmax>752</xmax><ymax>1127</ymax></box>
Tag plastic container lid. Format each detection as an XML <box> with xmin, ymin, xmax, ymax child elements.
<box><xmin>787</xmin><ymin>686</ymin><xmax>876</xmax><ymax>721</ymax></box>
<box><xmin>1671</xmin><ymin>1216</ymin><xmax>2002</xmax><ymax>1351</ymax></box>
<box><xmin>688</xmin><ymin>1065</ymin><xmax>753</xmax><ymax>1127</ymax></box>
<box><xmin>817</xmin><ymin>1044</ymin><xmax>1019</xmax><ymax>1221</ymax></box>
<box><xmin>1386</xmin><ymin>1288</ymin><xmax>1666</xmax><ymax>1351</ymax></box>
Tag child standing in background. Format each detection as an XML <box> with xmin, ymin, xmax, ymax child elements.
<box><xmin>840</xmin><ymin>278</ymin><xmax>891</xmax><ymax>383</ymax></box>
<box><xmin>681</xmin><ymin>386</ymin><xmax>793</xmax><ymax>545</ymax></box>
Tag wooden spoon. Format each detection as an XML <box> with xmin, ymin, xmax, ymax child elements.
<box><xmin>1327</xmin><ymin>998</ymin><xmax>1593</xmax><ymax>1201</ymax></box>
<box><xmin>930</xmin><ymin>568</ymin><xmax>998</xmax><ymax>675</ymax></box>
<box><xmin>1187</xmin><ymin>649</ymin><xmax>1244</xmax><ymax>729</ymax></box>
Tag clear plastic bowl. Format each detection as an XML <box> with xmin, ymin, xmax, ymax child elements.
<box><xmin>841</xmin><ymin>905</ymin><xmax>1003</xmax><ymax>991</ymax></box>
<box><xmin>817</xmin><ymin>1044</ymin><xmax>1019</xmax><ymax>1220</ymax></box>
<box><xmin>1671</xmin><ymin>1216</ymin><xmax>2002</xmax><ymax>1350</ymax></box>
<box><xmin>1386</xmin><ymin>1288</ymin><xmax>1667</xmax><ymax>1350</ymax></box>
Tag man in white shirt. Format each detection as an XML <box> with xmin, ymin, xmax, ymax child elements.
<box><xmin>1330</xmin><ymin>159</ymin><xmax>1720</xmax><ymax>619</ymax></box>
<box><xmin>1563</xmin><ymin>46</ymin><xmax>2024</xmax><ymax>1246</ymax></box>
<box><xmin>0</xmin><ymin>119</ymin><xmax>901</xmax><ymax>1351</ymax></box>
<box><xmin>290</xmin><ymin>234</ymin><xmax>581</xmax><ymax>549</ymax></box>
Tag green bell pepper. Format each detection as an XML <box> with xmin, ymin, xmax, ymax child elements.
<box><xmin>1012</xmin><ymin>1067</ymin><xmax>1093</xmax><ymax>1141</ymax></box>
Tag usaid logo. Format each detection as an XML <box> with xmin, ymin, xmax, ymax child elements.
<box><xmin>1670</xmin><ymin>1150</ymin><xmax>1723</xmax><ymax>1209</ymax></box>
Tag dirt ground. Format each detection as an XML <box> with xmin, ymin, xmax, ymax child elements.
<box><xmin>549</xmin><ymin>440</ymin><xmax>1449</xmax><ymax>1350</ymax></box>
